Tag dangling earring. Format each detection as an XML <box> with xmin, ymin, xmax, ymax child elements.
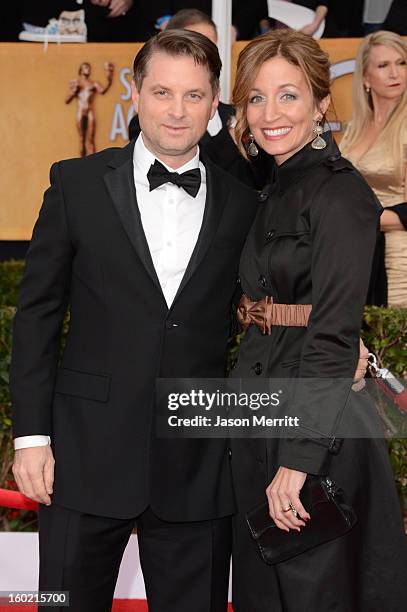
<box><xmin>247</xmin><ymin>133</ymin><xmax>259</xmax><ymax>157</ymax></box>
<box><xmin>311</xmin><ymin>119</ymin><xmax>326</xmax><ymax>150</ymax></box>
<box><xmin>365</xmin><ymin>85</ymin><xmax>371</xmax><ymax>95</ymax></box>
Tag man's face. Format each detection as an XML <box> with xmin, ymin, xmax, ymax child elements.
<box><xmin>132</xmin><ymin>51</ymin><xmax>219</xmax><ymax>168</ymax></box>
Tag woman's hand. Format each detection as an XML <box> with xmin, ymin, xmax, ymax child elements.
<box><xmin>380</xmin><ymin>209</ymin><xmax>404</xmax><ymax>232</ymax></box>
<box><xmin>354</xmin><ymin>338</ymin><xmax>369</xmax><ymax>381</ymax></box>
<box><xmin>266</xmin><ymin>466</ymin><xmax>310</xmax><ymax>532</ymax></box>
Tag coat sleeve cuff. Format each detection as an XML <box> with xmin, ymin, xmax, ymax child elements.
<box><xmin>387</xmin><ymin>203</ymin><xmax>407</xmax><ymax>230</ymax></box>
<box><xmin>278</xmin><ymin>438</ymin><xmax>334</xmax><ymax>476</ymax></box>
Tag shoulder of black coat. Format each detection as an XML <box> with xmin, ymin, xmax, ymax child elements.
<box><xmin>321</xmin><ymin>152</ymin><xmax>381</xmax><ymax>210</ymax></box>
<box><xmin>323</xmin><ymin>152</ymin><xmax>354</xmax><ymax>173</ymax></box>
<box><xmin>56</xmin><ymin>146</ymin><xmax>123</xmax><ymax>173</ymax></box>
<box><xmin>313</xmin><ymin>155</ymin><xmax>383</xmax><ymax>216</ymax></box>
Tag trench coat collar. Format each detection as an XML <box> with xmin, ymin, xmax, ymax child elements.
<box><xmin>273</xmin><ymin>131</ymin><xmax>342</xmax><ymax>193</ymax></box>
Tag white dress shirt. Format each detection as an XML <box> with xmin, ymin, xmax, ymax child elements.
<box><xmin>133</xmin><ymin>133</ymin><xmax>206</xmax><ymax>307</ymax></box>
<box><xmin>14</xmin><ymin>133</ymin><xmax>207</xmax><ymax>450</ymax></box>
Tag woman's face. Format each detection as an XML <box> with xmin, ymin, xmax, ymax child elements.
<box><xmin>364</xmin><ymin>44</ymin><xmax>407</xmax><ymax>101</ymax></box>
<box><xmin>246</xmin><ymin>56</ymin><xmax>328</xmax><ymax>165</ymax></box>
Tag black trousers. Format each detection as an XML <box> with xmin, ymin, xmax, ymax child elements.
<box><xmin>38</xmin><ymin>504</ymin><xmax>231</xmax><ymax>612</ymax></box>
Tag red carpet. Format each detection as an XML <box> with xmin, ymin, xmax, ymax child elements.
<box><xmin>0</xmin><ymin>601</ymin><xmax>234</xmax><ymax>611</ymax></box>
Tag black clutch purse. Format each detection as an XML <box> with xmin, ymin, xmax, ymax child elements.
<box><xmin>246</xmin><ymin>476</ymin><xmax>357</xmax><ymax>565</ymax></box>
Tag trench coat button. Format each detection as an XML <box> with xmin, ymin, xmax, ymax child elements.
<box><xmin>228</xmin><ymin>448</ymin><xmax>232</xmax><ymax>458</ymax></box>
<box><xmin>253</xmin><ymin>362</ymin><xmax>263</xmax><ymax>375</ymax></box>
<box><xmin>265</xmin><ymin>229</ymin><xmax>275</xmax><ymax>242</ymax></box>
<box><xmin>165</xmin><ymin>320</ymin><xmax>179</xmax><ymax>329</ymax></box>
<box><xmin>328</xmin><ymin>154</ymin><xmax>340</xmax><ymax>162</ymax></box>
<box><xmin>258</xmin><ymin>191</ymin><xmax>268</xmax><ymax>202</ymax></box>
<box><xmin>258</xmin><ymin>274</ymin><xmax>267</xmax><ymax>288</ymax></box>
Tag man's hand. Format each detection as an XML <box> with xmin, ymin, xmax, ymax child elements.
<box><xmin>12</xmin><ymin>446</ymin><xmax>55</xmax><ymax>506</ymax></box>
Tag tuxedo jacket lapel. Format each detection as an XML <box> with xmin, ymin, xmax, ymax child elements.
<box><xmin>104</xmin><ymin>142</ymin><xmax>164</xmax><ymax>297</ymax></box>
<box><xmin>171</xmin><ymin>153</ymin><xmax>228</xmax><ymax>307</ymax></box>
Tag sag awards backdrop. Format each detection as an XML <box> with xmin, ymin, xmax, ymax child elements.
<box><xmin>0</xmin><ymin>38</ymin><xmax>391</xmax><ymax>241</ymax></box>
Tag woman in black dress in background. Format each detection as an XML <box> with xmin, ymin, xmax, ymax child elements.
<box><xmin>229</xmin><ymin>29</ymin><xmax>407</xmax><ymax>611</ymax></box>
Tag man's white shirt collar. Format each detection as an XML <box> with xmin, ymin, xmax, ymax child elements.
<box><xmin>134</xmin><ymin>133</ymin><xmax>201</xmax><ymax>183</ymax></box>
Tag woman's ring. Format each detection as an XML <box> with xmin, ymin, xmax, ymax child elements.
<box><xmin>282</xmin><ymin>506</ymin><xmax>291</xmax><ymax>512</ymax></box>
<box><xmin>290</xmin><ymin>503</ymin><xmax>299</xmax><ymax>518</ymax></box>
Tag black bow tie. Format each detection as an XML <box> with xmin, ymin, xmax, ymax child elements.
<box><xmin>147</xmin><ymin>159</ymin><xmax>201</xmax><ymax>198</ymax></box>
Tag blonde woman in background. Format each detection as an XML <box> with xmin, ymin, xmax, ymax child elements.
<box><xmin>341</xmin><ymin>30</ymin><xmax>407</xmax><ymax>306</ymax></box>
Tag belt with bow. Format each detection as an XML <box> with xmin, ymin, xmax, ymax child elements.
<box><xmin>237</xmin><ymin>294</ymin><xmax>312</xmax><ymax>335</ymax></box>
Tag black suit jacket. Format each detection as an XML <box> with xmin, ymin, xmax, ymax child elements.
<box><xmin>10</xmin><ymin>141</ymin><xmax>258</xmax><ymax>520</ymax></box>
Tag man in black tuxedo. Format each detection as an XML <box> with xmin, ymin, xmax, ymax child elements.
<box><xmin>10</xmin><ymin>30</ymin><xmax>258</xmax><ymax>612</ymax></box>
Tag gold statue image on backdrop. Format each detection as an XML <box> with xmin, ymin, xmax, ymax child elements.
<box><xmin>65</xmin><ymin>61</ymin><xmax>115</xmax><ymax>157</ymax></box>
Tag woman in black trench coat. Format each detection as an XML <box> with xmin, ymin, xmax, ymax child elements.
<box><xmin>228</xmin><ymin>30</ymin><xmax>407</xmax><ymax>611</ymax></box>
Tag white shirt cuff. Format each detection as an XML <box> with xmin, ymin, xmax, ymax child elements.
<box><xmin>14</xmin><ymin>435</ymin><xmax>51</xmax><ymax>450</ymax></box>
